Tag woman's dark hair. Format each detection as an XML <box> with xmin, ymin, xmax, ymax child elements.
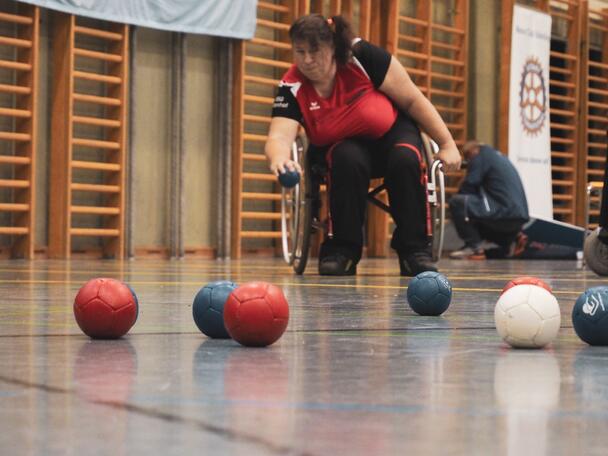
<box><xmin>289</xmin><ymin>14</ymin><xmax>354</xmax><ymax>65</ymax></box>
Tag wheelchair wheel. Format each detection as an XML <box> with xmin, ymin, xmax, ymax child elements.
<box><xmin>584</xmin><ymin>228</ymin><xmax>608</xmax><ymax>276</ymax></box>
<box><xmin>291</xmin><ymin>170</ymin><xmax>314</xmax><ymax>275</ymax></box>
<box><xmin>280</xmin><ymin>137</ymin><xmax>313</xmax><ymax>274</ymax></box>
<box><xmin>421</xmin><ymin>133</ymin><xmax>446</xmax><ymax>261</ymax></box>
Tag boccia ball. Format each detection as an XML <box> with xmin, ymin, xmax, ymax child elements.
<box><xmin>73</xmin><ymin>278</ymin><xmax>138</xmax><ymax>339</ymax></box>
<box><xmin>406</xmin><ymin>271</ymin><xmax>452</xmax><ymax>316</ymax></box>
<box><xmin>502</xmin><ymin>276</ymin><xmax>552</xmax><ymax>295</ymax></box>
<box><xmin>572</xmin><ymin>286</ymin><xmax>608</xmax><ymax>346</ymax></box>
<box><xmin>278</xmin><ymin>169</ymin><xmax>300</xmax><ymax>188</ymax></box>
<box><xmin>495</xmin><ymin>284</ymin><xmax>561</xmax><ymax>348</ymax></box>
<box><xmin>223</xmin><ymin>281</ymin><xmax>289</xmax><ymax>347</ymax></box>
<box><xmin>192</xmin><ymin>280</ymin><xmax>238</xmax><ymax>339</ymax></box>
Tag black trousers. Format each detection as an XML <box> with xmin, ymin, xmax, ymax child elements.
<box><xmin>449</xmin><ymin>194</ymin><xmax>523</xmax><ymax>250</ymax></box>
<box><xmin>309</xmin><ymin>114</ymin><xmax>429</xmax><ymax>262</ymax></box>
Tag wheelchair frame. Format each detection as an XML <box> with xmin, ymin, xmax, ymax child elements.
<box><xmin>281</xmin><ymin>133</ymin><xmax>446</xmax><ymax>274</ymax></box>
<box><xmin>582</xmin><ymin>143</ymin><xmax>607</xmax><ymax>276</ymax></box>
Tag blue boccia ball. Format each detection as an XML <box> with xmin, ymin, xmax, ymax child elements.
<box><xmin>278</xmin><ymin>170</ymin><xmax>300</xmax><ymax>188</ymax></box>
<box><xmin>125</xmin><ymin>283</ymin><xmax>139</xmax><ymax>322</ymax></box>
<box><xmin>406</xmin><ymin>271</ymin><xmax>452</xmax><ymax>316</ymax></box>
<box><xmin>193</xmin><ymin>280</ymin><xmax>238</xmax><ymax>339</ymax></box>
<box><xmin>572</xmin><ymin>286</ymin><xmax>608</xmax><ymax>346</ymax></box>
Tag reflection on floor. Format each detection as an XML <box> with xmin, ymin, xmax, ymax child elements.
<box><xmin>0</xmin><ymin>258</ymin><xmax>607</xmax><ymax>455</ymax></box>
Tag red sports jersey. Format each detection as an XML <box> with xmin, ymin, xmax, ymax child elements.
<box><xmin>276</xmin><ymin>59</ymin><xmax>398</xmax><ymax>147</ymax></box>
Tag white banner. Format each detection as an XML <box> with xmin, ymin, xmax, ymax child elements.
<box><xmin>16</xmin><ymin>0</ymin><xmax>258</xmax><ymax>39</ymax></box>
<box><xmin>508</xmin><ymin>5</ymin><xmax>553</xmax><ymax>219</ymax></box>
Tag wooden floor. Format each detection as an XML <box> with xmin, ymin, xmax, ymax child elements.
<box><xmin>0</xmin><ymin>257</ymin><xmax>607</xmax><ymax>455</ymax></box>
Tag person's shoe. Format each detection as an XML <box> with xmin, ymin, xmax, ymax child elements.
<box><xmin>318</xmin><ymin>253</ymin><xmax>357</xmax><ymax>276</ymax></box>
<box><xmin>508</xmin><ymin>232</ymin><xmax>528</xmax><ymax>258</ymax></box>
<box><xmin>449</xmin><ymin>245</ymin><xmax>486</xmax><ymax>260</ymax></box>
<box><xmin>399</xmin><ymin>250</ymin><xmax>438</xmax><ymax>277</ymax></box>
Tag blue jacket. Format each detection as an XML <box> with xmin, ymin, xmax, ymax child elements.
<box><xmin>459</xmin><ymin>145</ymin><xmax>529</xmax><ymax>222</ymax></box>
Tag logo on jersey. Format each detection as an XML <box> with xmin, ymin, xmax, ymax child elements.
<box><xmin>309</xmin><ymin>101</ymin><xmax>320</xmax><ymax>111</ymax></box>
<box><xmin>273</xmin><ymin>96</ymin><xmax>289</xmax><ymax>109</ymax></box>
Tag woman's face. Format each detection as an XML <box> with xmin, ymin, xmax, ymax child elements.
<box><xmin>293</xmin><ymin>40</ymin><xmax>335</xmax><ymax>83</ymax></box>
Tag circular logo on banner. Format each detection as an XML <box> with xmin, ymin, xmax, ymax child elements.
<box><xmin>519</xmin><ymin>57</ymin><xmax>547</xmax><ymax>137</ymax></box>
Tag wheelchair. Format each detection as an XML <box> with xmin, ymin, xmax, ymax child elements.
<box><xmin>280</xmin><ymin>133</ymin><xmax>446</xmax><ymax>274</ymax></box>
<box><xmin>583</xmin><ymin>175</ymin><xmax>608</xmax><ymax>276</ymax></box>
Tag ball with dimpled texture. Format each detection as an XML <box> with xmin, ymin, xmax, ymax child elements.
<box><xmin>406</xmin><ymin>271</ymin><xmax>452</xmax><ymax>316</ymax></box>
<box><xmin>572</xmin><ymin>286</ymin><xmax>608</xmax><ymax>346</ymax></box>
<box><xmin>223</xmin><ymin>281</ymin><xmax>289</xmax><ymax>347</ymax></box>
<box><xmin>192</xmin><ymin>280</ymin><xmax>238</xmax><ymax>339</ymax></box>
<box><xmin>502</xmin><ymin>276</ymin><xmax>552</xmax><ymax>295</ymax></box>
<box><xmin>73</xmin><ymin>278</ymin><xmax>138</xmax><ymax>339</ymax></box>
<box><xmin>494</xmin><ymin>284</ymin><xmax>561</xmax><ymax>348</ymax></box>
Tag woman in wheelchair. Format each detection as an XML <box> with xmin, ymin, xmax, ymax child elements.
<box><xmin>265</xmin><ymin>14</ymin><xmax>461</xmax><ymax>276</ymax></box>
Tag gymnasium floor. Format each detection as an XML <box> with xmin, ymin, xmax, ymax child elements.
<box><xmin>0</xmin><ymin>257</ymin><xmax>607</xmax><ymax>455</ymax></box>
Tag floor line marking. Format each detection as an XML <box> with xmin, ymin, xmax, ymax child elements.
<box><xmin>0</xmin><ymin>267</ymin><xmax>601</xmax><ymax>283</ymax></box>
<box><xmin>0</xmin><ymin>278</ymin><xmax>586</xmax><ymax>295</ymax></box>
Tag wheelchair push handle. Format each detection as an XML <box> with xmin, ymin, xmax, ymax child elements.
<box><xmin>431</xmin><ymin>159</ymin><xmax>443</xmax><ymax>174</ymax></box>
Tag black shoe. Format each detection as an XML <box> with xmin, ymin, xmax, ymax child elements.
<box><xmin>319</xmin><ymin>253</ymin><xmax>357</xmax><ymax>276</ymax></box>
<box><xmin>399</xmin><ymin>250</ymin><xmax>438</xmax><ymax>277</ymax></box>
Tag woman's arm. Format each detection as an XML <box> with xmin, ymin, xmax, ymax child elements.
<box><xmin>379</xmin><ymin>56</ymin><xmax>461</xmax><ymax>171</ymax></box>
<box><xmin>265</xmin><ymin>117</ymin><xmax>302</xmax><ymax>176</ymax></box>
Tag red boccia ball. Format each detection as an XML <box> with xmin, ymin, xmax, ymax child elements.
<box><xmin>74</xmin><ymin>278</ymin><xmax>138</xmax><ymax>339</ymax></box>
<box><xmin>501</xmin><ymin>276</ymin><xmax>552</xmax><ymax>295</ymax></box>
<box><xmin>223</xmin><ymin>281</ymin><xmax>289</xmax><ymax>347</ymax></box>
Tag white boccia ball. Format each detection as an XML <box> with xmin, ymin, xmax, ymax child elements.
<box><xmin>494</xmin><ymin>284</ymin><xmax>561</xmax><ymax>348</ymax></box>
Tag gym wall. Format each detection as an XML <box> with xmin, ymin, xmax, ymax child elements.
<box><xmin>7</xmin><ymin>0</ymin><xmax>602</xmax><ymax>258</ymax></box>
<box><xmin>0</xmin><ymin>2</ymin><xmax>219</xmax><ymax>258</ymax></box>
